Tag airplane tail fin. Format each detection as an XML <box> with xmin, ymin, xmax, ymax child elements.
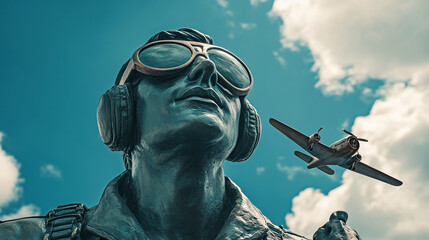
<box><xmin>294</xmin><ymin>151</ymin><xmax>334</xmax><ymax>175</ymax></box>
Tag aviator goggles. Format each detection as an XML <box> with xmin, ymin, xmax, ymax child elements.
<box><xmin>118</xmin><ymin>40</ymin><xmax>253</xmax><ymax>96</ymax></box>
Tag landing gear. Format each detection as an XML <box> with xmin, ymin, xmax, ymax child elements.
<box><xmin>350</xmin><ymin>162</ymin><xmax>356</xmax><ymax>171</ymax></box>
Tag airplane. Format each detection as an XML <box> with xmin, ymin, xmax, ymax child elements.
<box><xmin>269</xmin><ymin>118</ymin><xmax>402</xmax><ymax>186</ymax></box>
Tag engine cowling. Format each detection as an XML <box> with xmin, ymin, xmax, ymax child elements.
<box><xmin>309</xmin><ymin>133</ymin><xmax>321</xmax><ymax>143</ymax></box>
<box><xmin>308</xmin><ymin>133</ymin><xmax>321</xmax><ymax>150</ymax></box>
<box><xmin>347</xmin><ymin>137</ymin><xmax>360</xmax><ymax>149</ymax></box>
<box><xmin>347</xmin><ymin>153</ymin><xmax>362</xmax><ymax>169</ymax></box>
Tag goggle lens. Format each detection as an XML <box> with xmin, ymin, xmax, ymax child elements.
<box><xmin>207</xmin><ymin>49</ymin><xmax>251</xmax><ymax>89</ymax></box>
<box><xmin>137</xmin><ymin>42</ymin><xmax>251</xmax><ymax>93</ymax></box>
<box><xmin>138</xmin><ymin>43</ymin><xmax>192</xmax><ymax>68</ymax></box>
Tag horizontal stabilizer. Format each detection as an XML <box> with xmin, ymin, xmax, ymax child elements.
<box><xmin>317</xmin><ymin>165</ymin><xmax>335</xmax><ymax>175</ymax></box>
<box><xmin>294</xmin><ymin>151</ymin><xmax>312</xmax><ymax>163</ymax></box>
<box><xmin>294</xmin><ymin>151</ymin><xmax>334</xmax><ymax>175</ymax></box>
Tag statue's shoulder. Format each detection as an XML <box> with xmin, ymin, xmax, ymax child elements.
<box><xmin>266</xmin><ymin>221</ymin><xmax>310</xmax><ymax>240</ymax></box>
<box><xmin>0</xmin><ymin>216</ymin><xmax>46</xmax><ymax>240</ymax></box>
<box><xmin>0</xmin><ymin>203</ymin><xmax>89</xmax><ymax>240</ymax></box>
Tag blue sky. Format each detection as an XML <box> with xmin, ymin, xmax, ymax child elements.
<box><xmin>1</xmin><ymin>1</ymin><xmax>428</xmax><ymax>239</ymax></box>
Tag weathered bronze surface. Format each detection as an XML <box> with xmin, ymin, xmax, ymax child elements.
<box><xmin>0</xmin><ymin>28</ymin><xmax>360</xmax><ymax>240</ymax></box>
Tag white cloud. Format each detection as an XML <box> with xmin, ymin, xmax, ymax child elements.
<box><xmin>277</xmin><ymin>162</ymin><xmax>313</xmax><ymax>180</ymax></box>
<box><xmin>41</xmin><ymin>164</ymin><xmax>62</xmax><ymax>179</ymax></box>
<box><xmin>0</xmin><ymin>132</ymin><xmax>40</xmax><ymax>221</ymax></box>
<box><xmin>341</xmin><ymin>119</ymin><xmax>349</xmax><ymax>129</ymax></box>
<box><xmin>286</xmin><ymin>82</ymin><xmax>429</xmax><ymax>239</ymax></box>
<box><xmin>0</xmin><ymin>132</ymin><xmax>21</xmax><ymax>206</ymax></box>
<box><xmin>286</xmin><ymin>187</ymin><xmax>349</xmax><ymax>237</ymax></box>
<box><xmin>270</xmin><ymin>0</ymin><xmax>429</xmax><ymax>95</ymax></box>
<box><xmin>362</xmin><ymin>87</ymin><xmax>372</xmax><ymax>96</ymax></box>
<box><xmin>270</xmin><ymin>1</ymin><xmax>429</xmax><ymax>239</ymax></box>
<box><xmin>256</xmin><ymin>167</ymin><xmax>266</xmax><ymax>175</ymax></box>
<box><xmin>217</xmin><ymin>0</ymin><xmax>228</xmax><ymax>8</ymax></box>
<box><xmin>240</xmin><ymin>22</ymin><xmax>257</xmax><ymax>30</ymax></box>
<box><xmin>250</xmin><ymin>0</ymin><xmax>268</xmax><ymax>7</ymax></box>
<box><xmin>273</xmin><ymin>50</ymin><xmax>286</xmax><ymax>67</ymax></box>
<box><xmin>0</xmin><ymin>204</ymin><xmax>41</xmax><ymax>221</ymax></box>
<box><xmin>226</xmin><ymin>10</ymin><xmax>234</xmax><ymax>16</ymax></box>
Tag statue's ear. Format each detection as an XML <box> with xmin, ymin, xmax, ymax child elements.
<box><xmin>226</xmin><ymin>98</ymin><xmax>261</xmax><ymax>162</ymax></box>
<box><xmin>97</xmin><ymin>84</ymin><xmax>135</xmax><ymax>151</ymax></box>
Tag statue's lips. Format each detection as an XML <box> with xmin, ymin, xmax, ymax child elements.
<box><xmin>176</xmin><ymin>87</ymin><xmax>223</xmax><ymax>107</ymax></box>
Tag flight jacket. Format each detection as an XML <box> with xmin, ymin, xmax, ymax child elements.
<box><xmin>0</xmin><ymin>171</ymin><xmax>309</xmax><ymax>240</ymax></box>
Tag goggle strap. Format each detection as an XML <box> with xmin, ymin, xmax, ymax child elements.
<box><xmin>119</xmin><ymin>59</ymin><xmax>135</xmax><ymax>85</ymax></box>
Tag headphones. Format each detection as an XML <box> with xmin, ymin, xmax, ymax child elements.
<box><xmin>97</xmin><ymin>77</ymin><xmax>261</xmax><ymax>167</ymax></box>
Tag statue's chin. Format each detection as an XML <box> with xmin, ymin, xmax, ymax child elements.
<box><xmin>176</xmin><ymin>118</ymin><xmax>232</xmax><ymax>148</ymax></box>
<box><xmin>141</xmin><ymin>116</ymin><xmax>235</xmax><ymax>162</ymax></box>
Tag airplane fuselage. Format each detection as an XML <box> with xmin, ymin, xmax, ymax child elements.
<box><xmin>319</xmin><ymin>136</ymin><xmax>360</xmax><ymax>166</ymax></box>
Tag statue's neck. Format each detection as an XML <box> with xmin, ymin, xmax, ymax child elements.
<box><xmin>126</xmin><ymin>150</ymin><xmax>229</xmax><ymax>240</ymax></box>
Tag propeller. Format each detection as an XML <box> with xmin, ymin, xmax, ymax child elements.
<box><xmin>317</xmin><ymin>126</ymin><xmax>323</xmax><ymax>134</ymax></box>
<box><xmin>342</xmin><ymin>129</ymin><xmax>368</xmax><ymax>142</ymax></box>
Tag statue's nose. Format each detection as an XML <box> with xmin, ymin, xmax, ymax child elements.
<box><xmin>188</xmin><ymin>57</ymin><xmax>218</xmax><ymax>88</ymax></box>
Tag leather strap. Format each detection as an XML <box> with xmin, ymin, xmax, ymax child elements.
<box><xmin>44</xmin><ymin>203</ymin><xmax>87</xmax><ymax>240</ymax></box>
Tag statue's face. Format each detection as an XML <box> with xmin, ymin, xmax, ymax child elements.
<box><xmin>134</xmin><ymin>51</ymin><xmax>241</xmax><ymax>161</ymax></box>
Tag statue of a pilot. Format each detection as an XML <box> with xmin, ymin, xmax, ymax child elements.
<box><xmin>0</xmin><ymin>28</ymin><xmax>360</xmax><ymax>240</ymax></box>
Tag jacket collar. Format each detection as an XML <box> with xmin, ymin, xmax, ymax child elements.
<box><xmin>85</xmin><ymin>171</ymin><xmax>270</xmax><ymax>240</ymax></box>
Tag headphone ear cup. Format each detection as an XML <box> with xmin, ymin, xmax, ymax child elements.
<box><xmin>97</xmin><ymin>84</ymin><xmax>134</xmax><ymax>151</ymax></box>
<box><xmin>227</xmin><ymin>98</ymin><xmax>261</xmax><ymax>162</ymax></box>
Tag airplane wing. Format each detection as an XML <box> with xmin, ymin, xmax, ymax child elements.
<box><xmin>269</xmin><ymin>118</ymin><xmax>335</xmax><ymax>159</ymax></box>
<box><xmin>294</xmin><ymin>151</ymin><xmax>335</xmax><ymax>175</ymax></box>
<box><xmin>340</xmin><ymin>162</ymin><xmax>402</xmax><ymax>186</ymax></box>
